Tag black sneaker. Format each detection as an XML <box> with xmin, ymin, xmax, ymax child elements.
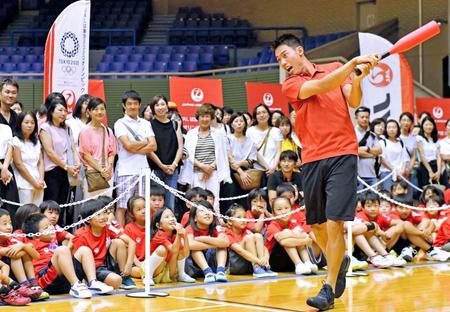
<box><xmin>334</xmin><ymin>255</ymin><xmax>350</xmax><ymax>298</ymax></box>
<box><xmin>306</xmin><ymin>282</ymin><xmax>334</xmax><ymax>310</ymax></box>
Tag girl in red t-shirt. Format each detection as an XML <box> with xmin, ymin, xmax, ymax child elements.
<box><xmin>124</xmin><ymin>196</ymin><xmax>146</xmax><ymax>279</ymax></box>
<box><xmin>186</xmin><ymin>200</ymin><xmax>229</xmax><ymax>283</ymax></box>
<box><xmin>246</xmin><ymin>189</ymin><xmax>272</xmax><ymax>234</ymax></box>
<box><xmin>224</xmin><ymin>204</ymin><xmax>277</xmax><ymax>277</ymax></box>
<box><xmin>147</xmin><ymin>207</ymin><xmax>195</xmax><ymax>285</ymax></box>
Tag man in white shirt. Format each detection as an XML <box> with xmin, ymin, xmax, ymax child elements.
<box><xmin>114</xmin><ymin>90</ymin><xmax>157</xmax><ymax>226</ymax></box>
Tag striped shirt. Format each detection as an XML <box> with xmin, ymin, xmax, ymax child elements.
<box><xmin>194</xmin><ymin>132</ymin><xmax>215</xmax><ymax>170</ymax></box>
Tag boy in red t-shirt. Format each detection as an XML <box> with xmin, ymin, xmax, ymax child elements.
<box><xmin>266</xmin><ymin>197</ymin><xmax>316</xmax><ymax>275</ymax></box>
<box><xmin>39</xmin><ymin>201</ymin><xmax>73</xmax><ymax>246</ymax></box>
<box><xmin>72</xmin><ymin>200</ymin><xmax>137</xmax><ymax>290</ymax></box>
<box><xmin>180</xmin><ymin>187</ymin><xmax>207</xmax><ymax>227</ymax></box>
<box><xmin>389</xmin><ymin>195</ymin><xmax>450</xmax><ymax>262</ymax></box>
<box><xmin>353</xmin><ymin>192</ymin><xmax>406</xmax><ymax>267</ymax></box>
<box><xmin>23</xmin><ymin>213</ymin><xmax>113</xmax><ymax>298</ymax></box>
<box><xmin>150</xmin><ymin>186</ymin><xmax>166</xmax><ymax>216</ymax></box>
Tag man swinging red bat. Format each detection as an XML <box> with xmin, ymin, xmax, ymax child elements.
<box><xmin>273</xmin><ymin>34</ymin><xmax>378</xmax><ymax>310</ymax></box>
<box><xmin>273</xmin><ymin>19</ymin><xmax>441</xmax><ymax>310</ymax></box>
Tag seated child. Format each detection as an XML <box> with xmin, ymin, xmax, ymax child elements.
<box><xmin>224</xmin><ymin>204</ymin><xmax>277</xmax><ymax>277</ymax></box>
<box><xmin>423</xmin><ymin>195</ymin><xmax>448</xmax><ymax>241</ymax></box>
<box><xmin>354</xmin><ymin>192</ymin><xmax>406</xmax><ymax>267</ymax></box>
<box><xmin>391</xmin><ymin>180</ymin><xmax>409</xmax><ymax>197</ymax></box>
<box><xmin>245</xmin><ymin>188</ymin><xmax>272</xmax><ymax>234</ymax></box>
<box><xmin>0</xmin><ymin>260</ymin><xmax>30</xmax><ymax>306</ymax></box>
<box><xmin>39</xmin><ymin>200</ymin><xmax>73</xmax><ymax>246</ymax></box>
<box><xmin>72</xmin><ymin>199</ymin><xmax>137</xmax><ymax>290</ymax></box>
<box><xmin>390</xmin><ymin>195</ymin><xmax>450</xmax><ymax>262</ymax></box>
<box><xmin>185</xmin><ymin>200</ymin><xmax>229</xmax><ymax>283</ymax></box>
<box><xmin>180</xmin><ymin>188</ymin><xmax>207</xmax><ymax>227</ymax></box>
<box><xmin>266</xmin><ymin>197</ymin><xmax>317</xmax><ymax>275</ymax></box>
<box><xmin>147</xmin><ymin>207</ymin><xmax>195</xmax><ymax>285</ymax></box>
<box><xmin>434</xmin><ymin>216</ymin><xmax>450</xmax><ymax>252</ymax></box>
<box><xmin>23</xmin><ymin>214</ymin><xmax>113</xmax><ymax>298</ymax></box>
<box><xmin>0</xmin><ymin>207</ymin><xmax>44</xmax><ymax>300</ymax></box>
<box><xmin>150</xmin><ymin>185</ymin><xmax>166</xmax><ymax>216</ymax></box>
<box><xmin>124</xmin><ymin>196</ymin><xmax>146</xmax><ymax>279</ymax></box>
<box><xmin>378</xmin><ymin>190</ymin><xmax>393</xmax><ymax>216</ymax></box>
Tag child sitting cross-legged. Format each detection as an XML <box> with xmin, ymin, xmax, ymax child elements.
<box><xmin>224</xmin><ymin>203</ymin><xmax>277</xmax><ymax>278</ymax></box>
<box><xmin>23</xmin><ymin>213</ymin><xmax>113</xmax><ymax>298</ymax></box>
<box><xmin>266</xmin><ymin>197</ymin><xmax>317</xmax><ymax>275</ymax></box>
<box><xmin>185</xmin><ymin>200</ymin><xmax>229</xmax><ymax>283</ymax></box>
<box><xmin>145</xmin><ymin>207</ymin><xmax>195</xmax><ymax>285</ymax></box>
<box><xmin>72</xmin><ymin>199</ymin><xmax>137</xmax><ymax>290</ymax></box>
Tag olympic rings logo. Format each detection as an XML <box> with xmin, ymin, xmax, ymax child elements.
<box><xmin>60</xmin><ymin>32</ymin><xmax>80</xmax><ymax>58</ymax></box>
<box><xmin>61</xmin><ymin>65</ymin><xmax>76</xmax><ymax>75</ymax></box>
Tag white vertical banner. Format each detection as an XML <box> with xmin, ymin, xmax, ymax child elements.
<box><xmin>44</xmin><ymin>0</ymin><xmax>90</xmax><ymax>114</ymax></box>
<box><xmin>358</xmin><ymin>32</ymin><xmax>402</xmax><ymax>121</ymax></box>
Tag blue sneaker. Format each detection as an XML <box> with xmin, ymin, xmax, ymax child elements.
<box><xmin>120</xmin><ymin>276</ymin><xmax>136</xmax><ymax>289</ymax></box>
<box><xmin>215</xmin><ymin>271</ymin><xmax>228</xmax><ymax>282</ymax></box>
<box><xmin>253</xmin><ymin>266</ymin><xmax>267</xmax><ymax>278</ymax></box>
<box><xmin>264</xmin><ymin>268</ymin><xmax>278</xmax><ymax>277</ymax></box>
<box><xmin>204</xmin><ymin>273</ymin><xmax>216</xmax><ymax>283</ymax></box>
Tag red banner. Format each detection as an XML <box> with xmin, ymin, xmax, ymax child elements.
<box><xmin>416</xmin><ymin>98</ymin><xmax>450</xmax><ymax>138</ymax></box>
<box><xmin>169</xmin><ymin>76</ymin><xmax>223</xmax><ymax>130</ymax></box>
<box><xmin>246</xmin><ymin>82</ymin><xmax>289</xmax><ymax>116</ymax></box>
<box><xmin>88</xmin><ymin>80</ymin><xmax>107</xmax><ymax>124</ymax></box>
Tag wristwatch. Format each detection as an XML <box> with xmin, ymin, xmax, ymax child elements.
<box><xmin>64</xmin><ymin>164</ymin><xmax>68</xmax><ymax>171</ymax></box>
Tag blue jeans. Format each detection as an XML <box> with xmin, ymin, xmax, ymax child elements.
<box><xmin>379</xmin><ymin>171</ymin><xmax>393</xmax><ymax>192</ymax></box>
<box><xmin>154</xmin><ymin>169</ymin><xmax>179</xmax><ymax>210</ymax></box>
<box><xmin>357</xmin><ymin>177</ymin><xmax>377</xmax><ymax>192</ymax></box>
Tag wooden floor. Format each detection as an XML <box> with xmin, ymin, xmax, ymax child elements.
<box><xmin>3</xmin><ymin>262</ymin><xmax>450</xmax><ymax>311</ymax></box>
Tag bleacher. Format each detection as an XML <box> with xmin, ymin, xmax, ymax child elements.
<box><xmin>17</xmin><ymin>0</ymin><xmax>151</xmax><ymax>48</ymax></box>
<box><xmin>0</xmin><ymin>0</ymin><xmax>19</xmax><ymax>30</ymax></box>
<box><xmin>168</xmin><ymin>6</ymin><xmax>256</xmax><ymax>47</ymax></box>
<box><xmin>0</xmin><ymin>46</ymin><xmax>44</xmax><ymax>78</ymax></box>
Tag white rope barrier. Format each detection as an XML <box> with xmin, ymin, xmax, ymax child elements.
<box><xmin>0</xmin><ymin>174</ymin><xmax>143</xmax><ymax>238</ymax></box>
<box><xmin>356</xmin><ymin>171</ymin><xmax>394</xmax><ymax>194</ymax></box>
<box><xmin>396</xmin><ymin>172</ymin><xmax>424</xmax><ymax>192</ymax></box>
<box><xmin>357</xmin><ymin>177</ymin><xmax>449</xmax><ymax>211</ymax></box>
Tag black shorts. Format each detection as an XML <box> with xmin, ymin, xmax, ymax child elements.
<box><xmin>96</xmin><ymin>251</ymin><xmax>121</xmax><ymax>282</ymax></box>
<box><xmin>38</xmin><ymin>257</ymin><xmax>85</xmax><ymax>294</ymax></box>
<box><xmin>228</xmin><ymin>250</ymin><xmax>252</xmax><ymax>275</ymax></box>
<box><xmin>269</xmin><ymin>243</ymin><xmax>295</xmax><ymax>272</ymax></box>
<box><xmin>301</xmin><ymin>154</ymin><xmax>357</xmax><ymax>225</ymax></box>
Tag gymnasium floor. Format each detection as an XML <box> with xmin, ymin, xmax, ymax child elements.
<box><xmin>4</xmin><ymin>261</ymin><xmax>450</xmax><ymax>311</ymax></box>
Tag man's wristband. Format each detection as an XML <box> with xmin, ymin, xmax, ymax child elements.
<box><xmin>366</xmin><ymin>222</ymin><xmax>376</xmax><ymax>231</ymax></box>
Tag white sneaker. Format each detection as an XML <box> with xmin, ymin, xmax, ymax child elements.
<box><xmin>369</xmin><ymin>255</ymin><xmax>391</xmax><ymax>268</ymax></box>
<box><xmin>305</xmin><ymin>261</ymin><xmax>318</xmax><ymax>274</ymax></box>
<box><xmin>295</xmin><ymin>262</ymin><xmax>311</xmax><ymax>275</ymax></box>
<box><xmin>178</xmin><ymin>273</ymin><xmax>196</xmax><ymax>283</ymax></box>
<box><xmin>384</xmin><ymin>254</ymin><xmax>406</xmax><ymax>267</ymax></box>
<box><xmin>88</xmin><ymin>280</ymin><xmax>114</xmax><ymax>295</ymax></box>
<box><xmin>350</xmin><ymin>255</ymin><xmax>369</xmax><ymax>270</ymax></box>
<box><xmin>70</xmin><ymin>281</ymin><xmax>92</xmax><ymax>299</ymax></box>
<box><xmin>400</xmin><ymin>246</ymin><xmax>417</xmax><ymax>262</ymax></box>
<box><xmin>426</xmin><ymin>247</ymin><xmax>450</xmax><ymax>262</ymax></box>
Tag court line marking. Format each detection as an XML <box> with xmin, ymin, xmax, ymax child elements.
<box><xmin>163</xmin><ymin>304</ymin><xmax>225</xmax><ymax>312</ymax></box>
<box><xmin>170</xmin><ymin>295</ymin><xmax>301</xmax><ymax>312</ymax></box>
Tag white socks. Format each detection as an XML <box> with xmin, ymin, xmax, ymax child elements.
<box><xmin>177</xmin><ymin>259</ymin><xmax>196</xmax><ymax>283</ymax></box>
<box><xmin>146</xmin><ymin>253</ymin><xmax>165</xmax><ymax>279</ymax></box>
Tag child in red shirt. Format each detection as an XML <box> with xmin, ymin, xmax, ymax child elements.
<box><xmin>423</xmin><ymin>195</ymin><xmax>448</xmax><ymax>242</ymax></box>
<box><xmin>266</xmin><ymin>197</ymin><xmax>316</xmax><ymax>275</ymax></box>
<box><xmin>353</xmin><ymin>192</ymin><xmax>405</xmax><ymax>267</ymax></box>
<box><xmin>23</xmin><ymin>213</ymin><xmax>113</xmax><ymax>298</ymax></box>
<box><xmin>150</xmin><ymin>185</ymin><xmax>166</xmax><ymax>216</ymax></box>
<box><xmin>124</xmin><ymin>196</ymin><xmax>146</xmax><ymax>279</ymax></box>
<box><xmin>72</xmin><ymin>199</ymin><xmax>137</xmax><ymax>290</ymax></box>
<box><xmin>186</xmin><ymin>200</ymin><xmax>229</xmax><ymax>283</ymax></box>
<box><xmin>39</xmin><ymin>200</ymin><xmax>73</xmax><ymax>246</ymax></box>
<box><xmin>0</xmin><ymin>206</ymin><xmax>44</xmax><ymax>300</ymax></box>
<box><xmin>434</xmin><ymin>217</ymin><xmax>450</xmax><ymax>251</ymax></box>
<box><xmin>245</xmin><ymin>189</ymin><xmax>272</xmax><ymax>234</ymax></box>
<box><xmin>180</xmin><ymin>187</ymin><xmax>207</xmax><ymax>227</ymax></box>
<box><xmin>389</xmin><ymin>195</ymin><xmax>450</xmax><ymax>262</ymax></box>
<box><xmin>146</xmin><ymin>207</ymin><xmax>195</xmax><ymax>285</ymax></box>
<box><xmin>224</xmin><ymin>204</ymin><xmax>276</xmax><ymax>277</ymax></box>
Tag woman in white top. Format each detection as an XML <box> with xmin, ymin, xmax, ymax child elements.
<box><xmin>246</xmin><ymin>104</ymin><xmax>282</xmax><ymax>187</ymax></box>
<box><xmin>11</xmin><ymin>112</ymin><xmax>45</xmax><ymax>205</ymax></box>
<box><xmin>65</xmin><ymin>94</ymin><xmax>90</xmax><ymax>146</ymax></box>
<box><xmin>379</xmin><ymin>120</ymin><xmax>408</xmax><ymax>192</ymax></box>
<box><xmin>417</xmin><ymin>116</ymin><xmax>448</xmax><ymax>188</ymax></box>
<box><xmin>0</xmin><ymin>123</ymin><xmax>19</xmax><ymax>216</ymax></box>
<box><xmin>227</xmin><ymin>112</ymin><xmax>257</xmax><ymax>203</ymax></box>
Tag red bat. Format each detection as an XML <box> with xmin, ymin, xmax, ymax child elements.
<box><xmin>356</xmin><ymin>20</ymin><xmax>441</xmax><ymax>75</ymax></box>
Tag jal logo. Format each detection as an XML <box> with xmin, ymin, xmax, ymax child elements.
<box><xmin>94</xmin><ymin>248</ymin><xmax>99</xmax><ymax>254</ymax></box>
<box><xmin>433</xmin><ymin>106</ymin><xmax>443</xmax><ymax>119</ymax></box>
<box><xmin>61</xmin><ymin>89</ymin><xmax>76</xmax><ymax>113</ymax></box>
<box><xmin>368</xmin><ymin>63</ymin><xmax>393</xmax><ymax>88</ymax></box>
<box><xmin>263</xmin><ymin>93</ymin><xmax>274</xmax><ymax>106</ymax></box>
<box><xmin>136</xmin><ymin>237</ymin><xmax>141</xmax><ymax>243</ymax></box>
<box><xmin>191</xmin><ymin>88</ymin><xmax>204</xmax><ymax>102</ymax></box>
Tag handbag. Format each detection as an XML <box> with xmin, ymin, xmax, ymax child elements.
<box><xmin>66</xmin><ymin>128</ymin><xmax>83</xmax><ymax>187</ymax></box>
<box><xmin>85</xmin><ymin>126</ymin><xmax>110</xmax><ymax>192</ymax></box>
<box><xmin>233</xmin><ymin>168</ymin><xmax>263</xmax><ymax>191</ymax></box>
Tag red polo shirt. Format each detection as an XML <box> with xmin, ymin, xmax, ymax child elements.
<box><xmin>282</xmin><ymin>62</ymin><xmax>358</xmax><ymax>163</ymax></box>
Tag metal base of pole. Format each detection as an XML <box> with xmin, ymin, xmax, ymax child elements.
<box><xmin>126</xmin><ymin>291</ymin><xmax>169</xmax><ymax>298</ymax></box>
<box><xmin>346</xmin><ymin>271</ymin><xmax>369</xmax><ymax>277</ymax></box>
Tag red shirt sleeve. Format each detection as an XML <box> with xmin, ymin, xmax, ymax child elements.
<box><xmin>72</xmin><ymin>228</ymin><xmax>87</xmax><ymax>252</ymax></box>
<box><xmin>181</xmin><ymin>212</ymin><xmax>190</xmax><ymax>227</ymax></box>
<box><xmin>282</xmin><ymin>75</ymin><xmax>305</xmax><ymax>109</ymax></box>
<box><xmin>434</xmin><ymin>218</ymin><xmax>450</xmax><ymax>247</ymax></box>
<box><xmin>265</xmin><ymin>222</ymin><xmax>282</xmax><ymax>253</ymax></box>
<box><xmin>150</xmin><ymin>231</ymin><xmax>172</xmax><ymax>252</ymax></box>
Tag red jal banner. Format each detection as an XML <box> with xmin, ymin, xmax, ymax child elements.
<box><xmin>169</xmin><ymin>76</ymin><xmax>223</xmax><ymax>130</ymax></box>
<box><xmin>416</xmin><ymin>98</ymin><xmax>450</xmax><ymax>138</ymax></box>
<box><xmin>246</xmin><ymin>82</ymin><xmax>289</xmax><ymax>116</ymax></box>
